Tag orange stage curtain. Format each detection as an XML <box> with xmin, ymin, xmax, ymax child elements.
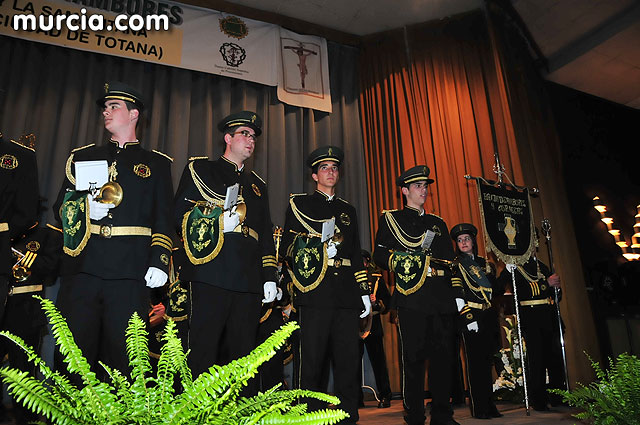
<box><xmin>359</xmin><ymin>9</ymin><xmax>598</xmax><ymax>393</ymax></box>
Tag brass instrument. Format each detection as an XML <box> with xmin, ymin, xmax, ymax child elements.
<box><xmin>11</xmin><ymin>248</ymin><xmax>31</xmax><ymax>282</ymax></box>
<box><xmin>331</xmin><ymin>230</ymin><xmax>344</xmax><ymax>247</ymax></box>
<box><xmin>273</xmin><ymin>226</ymin><xmax>283</xmax><ymax>259</ymax></box>
<box><xmin>96</xmin><ymin>181</ymin><xmax>123</xmax><ymax>207</ymax></box>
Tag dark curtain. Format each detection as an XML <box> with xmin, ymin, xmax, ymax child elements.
<box><xmin>359</xmin><ymin>9</ymin><xmax>598</xmax><ymax>391</ymax></box>
<box><xmin>0</xmin><ymin>35</ymin><xmax>370</xmax><ymax>246</ymax></box>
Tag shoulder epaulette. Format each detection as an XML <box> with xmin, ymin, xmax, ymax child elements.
<box><xmin>9</xmin><ymin>139</ymin><xmax>35</xmax><ymax>152</ymax></box>
<box><xmin>426</xmin><ymin>212</ymin><xmax>445</xmax><ymax>221</ymax></box>
<box><xmin>382</xmin><ymin>209</ymin><xmax>398</xmax><ymax>214</ymax></box>
<box><xmin>152</xmin><ymin>149</ymin><xmax>173</xmax><ymax>162</ymax></box>
<box><xmin>251</xmin><ymin>170</ymin><xmax>266</xmax><ymax>185</ymax></box>
<box><xmin>71</xmin><ymin>143</ymin><xmax>95</xmax><ymax>153</ymax></box>
<box><xmin>189</xmin><ymin>156</ymin><xmax>208</xmax><ymax>161</ymax></box>
<box><xmin>289</xmin><ymin>193</ymin><xmax>305</xmax><ymax>198</ymax></box>
<box><xmin>337</xmin><ymin>197</ymin><xmax>352</xmax><ymax>205</ymax></box>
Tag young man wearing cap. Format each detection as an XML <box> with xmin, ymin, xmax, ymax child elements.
<box><xmin>450</xmin><ymin>223</ymin><xmax>503</xmax><ymax>419</ymax></box>
<box><xmin>373</xmin><ymin>165</ymin><xmax>459</xmax><ymax>425</ymax></box>
<box><xmin>281</xmin><ymin>146</ymin><xmax>371</xmax><ymax>424</ymax></box>
<box><xmin>52</xmin><ymin>82</ymin><xmax>174</xmax><ymax>376</ymax></box>
<box><xmin>174</xmin><ymin>111</ymin><xmax>278</xmax><ymax>379</ymax></box>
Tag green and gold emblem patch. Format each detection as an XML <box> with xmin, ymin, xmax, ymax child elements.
<box><xmin>182</xmin><ymin>205</ymin><xmax>224</xmax><ymax>265</ymax></box>
<box><xmin>289</xmin><ymin>235</ymin><xmax>328</xmax><ymax>293</ymax></box>
<box><xmin>390</xmin><ymin>251</ymin><xmax>430</xmax><ymax>295</ymax></box>
<box><xmin>60</xmin><ymin>191</ymin><xmax>90</xmax><ymax>257</ymax></box>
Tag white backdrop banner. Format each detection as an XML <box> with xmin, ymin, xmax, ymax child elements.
<box><xmin>0</xmin><ymin>0</ymin><xmax>332</xmax><ymax>110</ymax></box>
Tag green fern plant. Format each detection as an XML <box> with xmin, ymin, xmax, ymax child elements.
<box><xmin>549</xmin><ymin>352</ymin><xmax>640</xmax><ymax>425</ymax></box>
<box><xmin>0</xmin><ymin>296</ymin><xmax>348</xmax><ymax>425</ymax></box>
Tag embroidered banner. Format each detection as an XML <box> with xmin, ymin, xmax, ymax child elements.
<box><xmin>475</xmin><ymin>179</ymin><xmax>535</xmax><ymax>266</ymax></box>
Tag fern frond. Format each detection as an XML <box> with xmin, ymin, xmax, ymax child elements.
<box><xmin>125</xmin><ymin>313</ymin><xmax>154</xmax><ymax>418</ymax></box>
<box><xmin>0</xmin><ymin>368</ymin><xmax>84</xmax><ymax>425</ymax></box>
<box><xmin>257</xmin><ymin>408</ymin><xmax>349</xmax><ymax>424</ymax></box>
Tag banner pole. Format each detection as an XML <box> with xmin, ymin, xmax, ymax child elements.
<box><xmin>541</xmin><ymin>219</ymin><xmax>570</xmax><ymax>393</ymax></box>
<box><xmin>508</xmin><ymin>263</ymin><xmax>530</xmax><ymax>415</ymax></box>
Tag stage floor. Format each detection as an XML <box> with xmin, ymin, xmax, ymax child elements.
<box><xmin>359</xmin><ymin>400</ymin><xmax>581</xmax><ymax>425</ymax></box>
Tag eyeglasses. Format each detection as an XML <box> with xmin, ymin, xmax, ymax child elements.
<box><xmin>457</xmin><ymin>236</ymin><xmax>472</xmax><ymax>243</ymax></box>
<box><xmin>233</xmin><ymin>130</ymin><xmax>257</xmax><ymax>142</ymax></box>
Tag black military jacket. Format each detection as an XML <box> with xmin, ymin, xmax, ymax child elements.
<box><xmin>497</xmin><ymin>256</ymin><xmax>560</xmax><ymax>305</ymax></box>
<box><xmin>174</xmin><ymin>156</ymin><xmax>277</xmax><ymax>294</ymax></box>
<box><xmin>0</xmin><ymin>137</ymin><xmax>39</xmax><ymax>277</ymax></box>
<box><xmin>5</xmin><ymin>226</ymin><xmax>61</xmax><ymax>328</ymax></box>
<box><xmin>373</xmin><ymin>206</ymin><xmax>457</xmax><ymax>314</ymax></box>
<box><xmin>53</xmin><ymin>141</ymin><xmax>174</xmax><ymax>280</ymax></box>
<box><xmin>452</xmin><ymin>255</ymin><xmax>502</xmax><ymax>326</ymax></box>
<box><xmin>282</xmin><ymin>190</ymin><xmax>368</xmax><ymax>309</ymax></box>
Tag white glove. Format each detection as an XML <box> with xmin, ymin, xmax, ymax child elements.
<box><xmin>276</xmin><ymin>287</ymin><xmax>283</xmax><ymax>301</ymax></box>
<box><xmin>145</xmin><ymin>266</ymin><xmax>168</xmax><ymax>288</ymax></box>
<box><xmin>263</xmin><ymin>281</ymin><xmax>277</xmax><ymax>303</ymax></box>
<box><xmin>89</xmin><ymin>194</ymin><xmax>114</xmax><ymax>221</ymax></box>
<box><xmin>223</xmin><ymin>208</ymin><xmax>240</xmax><ymax>233</ymax></box>
<box><xmin>326</xmin><ymin>241</ymin><xmax>337</xmax><ymax>259</ymax></box>
<box><xmin>360</xmin><ymin>294</ymin><xmax>371</xmax><ymax>319</ymax></box>
<box><xmin>455</xmin><ymin>298</ymin><xmax>465</xmax><ymax>312</ymax></box>
<box><xmin>467</xmin><ymin>321</ymin><xmax>479</xmax><ymax>332</ymax></box>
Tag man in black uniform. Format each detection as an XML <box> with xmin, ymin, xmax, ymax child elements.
<box><xmin>174</xmin><ymin>111</ymin><xmax>278</xmax><ymax>379</ymax></box>
<box><xmin>0</xmin><ymin>223</ymin><xmax>60</xmax><ymax>424</ymax></box>
<box><xmin>359</xmin><ymin>250</ymin><xmax>393</xmax><ymax>408</ymax></box>
<box><xmin>373</xmin><ymin>165</ymin><xmax>459</xmax><ymax>425</ymax></box>
<box><xmin>0</xmin><ymin>133</ymin><xmax>40</xmax><ymax>320</ymax></box>
<box><xmin>53</xmin><ymin>82</ymin><xmax>174</xmax><ymax>376</ymax></box>
<box><xmin>282</xmin><ymin>146</ymin><xmax>371</xmax><ymax>424</ymax></box>
<box><xmin>497</xmin><ymin>254</ymin><xmax>564</xmax><ymax>411</ymax></box>
<box><xmin>450</xmin><ymin>223</ymin><xmax>503</xmax><ymax>419</ymax></box>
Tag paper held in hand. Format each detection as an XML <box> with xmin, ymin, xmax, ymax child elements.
<box><xmin>321</xmin><ymin>217</ymin><xmax>336</xmax><ymax>242</ymax></box>
<box><xmin>75</xmin><ymin>160</ymin><xmax>109</xmax><ymax>191</ymax></box>
<box><xmin>224</xmin><ymin>183</ymin><xmax>240</xmax><ymax>210</ymax></box>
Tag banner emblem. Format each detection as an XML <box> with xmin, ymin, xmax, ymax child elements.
<box><xmin>390</xmin><ymin>251</ymin><xmax>430</xmax><ymax>295</ymax></box>
<box><xmin>219</xmin><ymin>16</ymin><xmax>249</xmax><ymax>40</ymax></box>
<box><xmin>289</xmin><ymin>236</ymin><xmax>328</xmax><ymax>293</ymax></box>
<box><xmin>220</xmin><ymin>43</ymin><xmax>247</xmax><ymax>67</ymax></box>
<box><xmin>182</xmin><ymin>205</ymin><xmax>224</xmax><ymax>265</ymax></box>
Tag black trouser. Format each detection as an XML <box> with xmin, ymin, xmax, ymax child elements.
<box><xmin>359</xmin><ymin>314</ymin><xmax>392</xmax><ymax>399</ymax></box>
<box><xmin>298</xmin><ymin>305</ymin><xmax>360</xmax><ymax>424</ymax></box>
<box><xmin>257</xmin><ymin>307</ymin><xmax>286</xmax><ymax>391</ymax></box>
<box><xmin>188</xmin><ymin>283</ymin><xmax>261</xmax><ymax>385</ymax></box>
<box><xmin>56</xmin><ymin>273</ymin><xmax>148</xmax><ymax>381</ymax></box>
<box><xmin>397</xmin><ymin>308</ymin><xmax>456</xmax><ymax>425</ymax></box>
<box><xmin>520</xmin><ymin>305</ymin><xmax>565</xmax><ymax>408</ymax></box>
<box><xmin>461</xmin><ymin>308</ymin><xmax>500</xmax><ymax>417</ymax></box>
<box><xmin>0</xmin><ymin>293</ymin><xmax>45</xmax><ymax>425</ymax></box>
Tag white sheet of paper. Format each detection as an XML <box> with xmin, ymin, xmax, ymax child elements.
<box><xmin>321</xmin><ymin>217</ymin><xmax>335</xmax><ymax>242</ymax></box>
<box><xmin>224</xmin><ymin>183</ymin><xmax>240</xmax><ymax>210</ymax></box>
<box><xmin>75</xmin><ymin>160</ymin><xmax>109</xmax><ymax>191</ymax></box>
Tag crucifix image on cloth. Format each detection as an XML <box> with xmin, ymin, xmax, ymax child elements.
<box><xmin>281</xmin><ymin>38</ymin><xmax>324</xmax><ymax>95</ymax></box>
